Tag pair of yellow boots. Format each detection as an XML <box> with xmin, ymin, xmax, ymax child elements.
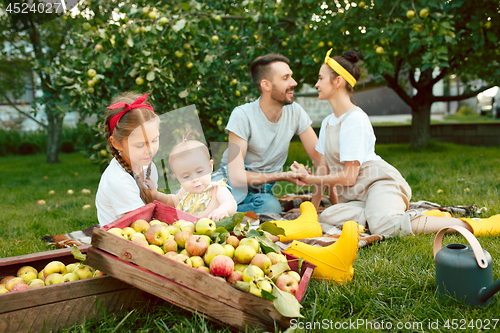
<box><xmin>423</xmin><ymin>209</ymin><xmax>500</xmax><ymax>236</ymax></box>
<box><xmin>270</xmin><ymin>201</ymin><xmax>359</xmax><ymax>283</ymax></box>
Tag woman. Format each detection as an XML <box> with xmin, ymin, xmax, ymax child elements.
<box><xmin>291</xmin><ymin>49</ymin><xmax>499</xmax><ymax>237</ymax></box>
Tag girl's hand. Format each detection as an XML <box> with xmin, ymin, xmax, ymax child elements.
<box><xmin>144</xmin><ymin>179</ymin><xmax>158</xmax><ymax>199</ymax></box>
<box><xmin>208</xmin><ymin>207</ymin><xmax>229</xmax><ymax>222</ymax></box>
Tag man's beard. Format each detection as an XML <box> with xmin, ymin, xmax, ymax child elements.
<box><xmin>271</xmin><ymin>87</ymin><xmax>294</xmax><ymax>106</ymax></box>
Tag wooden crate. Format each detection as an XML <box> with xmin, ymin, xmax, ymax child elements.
<box><xmin>0</xmin><ymin>245</ymin><xmax>149</xmax><ymax>333</ymax></box>
<box><xmin>87</xmin><ymin>200</ymin><xmax>315</xmax><ymax>332</ymax></box>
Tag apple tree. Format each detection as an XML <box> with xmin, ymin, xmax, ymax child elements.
<box><xmin>290</xmin><ymin>0</ymin><xmax>500</xmax><ymax>147</ymax></box>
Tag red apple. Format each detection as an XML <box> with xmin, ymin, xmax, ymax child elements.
<box><xmin>10</xmin><ymin>283</ymin><xmax>30</xmax><ymax>292</ymax></box>
<box><xmin>0</xmin><ymin>276</ymin><xmax>16</xmax><ymax>285</ymax></box>
<box><xmin>5</xmin><ymin>277</ymin><xmax>27</xmax><ymax>291</ymax></box>
<box><xmin>203</xmin><ymin>243</ymin><xmax>225</xmax><ymax>265</ymax></box>
<box><xmin>226</xmin><ymin>235</ymin><xmax>240</xmax><ymax>248</ymax></box>
<box><xmin>210</xmin><ymin>255</ymin><xmax>234</xmax><ymax>277</ymax></box>
<box><xmin>163</xmin><ymin>239</ymin><xmax>178</xmax><ymax>253</ymax></box>
<box><xmin>276</xmin><ymin>273</ymin><xmax>299</xmax><ymax>295</ymax></box>
<box><xmin>185</xmin><ymin>235</ymin><xmax>209</xmax><ymax>256</ymax></box>
<box><xmin>250</xmin><ymin>253</ymin><xmax>272</xmax><ymax>275</ymax></box>
<box><xmin>174</xmin><ymin>230</ymin><xmax>193</xmax><ymax>248</ymax></box>
<box><xmin>227</xmin><ymin>270</ymin><xmax>243</xmax><ymax>283</ymax></box>
<box><xmin>144</xmin><ymin>224</ymin><xmax>170</xmax><ymax>246</ymax></box>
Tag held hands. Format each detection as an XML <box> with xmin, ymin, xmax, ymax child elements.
<box><xmin>288</xmin><ymin>161</ymin><xmax>311</xmax><ymax>186</ymax></box>
<box><xmin>208</xmin><ymin>207</ymin><xmax>229</xmax><ymax>222</ymax></box>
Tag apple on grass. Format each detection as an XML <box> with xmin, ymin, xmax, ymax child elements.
<box><xmin>195</xmin><ymin>218</ymin><xmax>216</xmax><ymax>236</ymax></box>
<box><xmin>250</xmin><ymin>253</ymin><xmax>272</xmax><ymax>275</ymax></box>
<box><xmin>130</xmin><ymin>219</ymin><xmax>150</xmax><ymax>233</ymax></box>
<box><xmin>185</xmin><ymin>235</ymin><xmax>209</xmax><ymax>256</ymax></box>
<box><xmin>144</xmin><ymin>224</ymin><xmax>170</xmax><ymax>246</ymax></box>
<box><xmin>210</xmin><ymin>255</ymin><xmax>234</xmax><ymax>277</ymax></box>
<box><xmin>276</xmin><ymin>273</ymin><xmax>299</xmax><ymax>295</ymax></box>
<box><xmin>43</xmin><ymin>261</ymin><xmax>67</xmax><ymax>278</ymax></box>
<box><xmin>203</xmin><ymin>243</ymin><xmax>225</xmax><ymax>265</ymax></box>
<box><xmin>234</xmin><ymin>245</ymin><xmax>256</xmax><ymax>264</ymax></box>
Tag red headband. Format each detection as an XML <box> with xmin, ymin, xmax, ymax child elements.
<box><xmin>107</xmin><ymin>93</ymin><xmax>154</xmax><ymax>133</ymax></box>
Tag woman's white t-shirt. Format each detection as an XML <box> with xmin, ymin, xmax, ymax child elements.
<box><xmin>96</xmin><ymin>158</ymin><xmax>158</xmax><ymax>226</ymax></box>
<box><xmin>315</xmin><ymin>107</ymin><xmax>381</xmax><ymax>164</ymax></box>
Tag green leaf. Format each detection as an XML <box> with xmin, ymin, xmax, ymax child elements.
<box><xmin>272</xmin><ymin>286</ymin><xmax>303</xmax><ymax>318</ymax></box>
<box><xmin>147</xmin><ymin>70</ymin><xmax>156</xmax><ymax>81</ymax></box>
<box><xmin>261</xmin><ymin>288</ymin><xmax>276</xmax><ymax>301</ymax></box>
<box><xmin>126</xmin><ymin>36</ymin><xmax>134</xmax><ymax>47</ymax></box>
<box><xmin>486</xmin><ymin>32</ymin><xmax>497</xmax><ymax>43</ymax></box>
<box><xmin>173</xmin><ymin>19</ymin><xmax>186</xmax><ymax>32</ymax></box>
<box><xmin>268</xmin><ymin>262</ymin><xmax>290</xmax><ymax>280</ymax></box>
<box><xmin>104</xmin><ymin>58</ymin><xmax>112</xmax><ymax>68</ymax></box>
<box><xmin>258</xmin><ymin>221</ymin><xmax>286</xmax><ymax>236</ymax></box>
<box><xmin>178</xmin><ymin>89</ymin><xmax>189</xmax><ymax>98</ymax></box>
<box><xmin>180</xmin><ymin>2</ymin><xmax>190</xmax><ymax>11</ymax></box>
<box><xmin>71</xmin><ymin>245</ymin><xmax>87</xmax><ymax>262</ymax></box>
<box><xmin>215</xmin><ymin>212</ymin><xmax>245</xmax><ymax>231</ymax></box>
<box><xmin>234</xmin><ymin>280</ymin><xmax>250</xmax><ymax>291</ymax></box>
<box><xmin>254</xmin><ymin>233</ymin><xmax>282</xmax><ymax>254</ymax></box>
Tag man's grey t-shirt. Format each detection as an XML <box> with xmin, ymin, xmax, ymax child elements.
<box><xmin>220</xmin><ymin>98</ymin><xmax>312</xmax><ymax>174</ymax></box>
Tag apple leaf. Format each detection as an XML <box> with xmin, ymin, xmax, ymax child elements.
<box><xmin>268</xmin><ymin>262</ymin><xmax>291</xmax><ymax>280</ymax></box>
<box><xmin>246</xmin><ymin>229</ymin><xmax>262</xmax><ymax>238</ymax></box>
<box><xmin>233</xmin><ymin>223</ymin><xmax>242</xmax><ymax>236</ymax></box>
<box><xmin>253</xmin><ymin>233</ymin><xmax>282</xmax><ymax>254</ymax></box>
<box><xmin>258</xmin><ymin>221</ymin><xmax>286</xmax><ymax>237</ymax></box>
<box><xmin>146</xmin><ymin>70</ymin><xmax>155</xmax><ymax>81</ymax></box>
<box><xmin>244</xmin><ymin>265</ymin><xmax>260</xmax><ymax>280</ymax></box>
<box><xmin>261</xmin><ymin>288</ymin><xmax>276</xmax><ymax>301</ymax></box>
<box><xmin>71</xmin><ymin>245</ymin><xmax>87</xmax><ymax>262</ymax></box>
<box><xmin>235</xmin><ymin>281</ymin><xmax>250</xmax><ymax>291</ymax></box>
<box><xmin>178</xmin><ymin>89</ymin><xmax>189</xmax><ymax>98</ymax></box>
<box><xmin>272</xmin><ymin>286</ymin><xmax>303</xmax><ymax>318</ymax></box>
<box><xmin>213</xmin><ymin>226</ymin><xmax>230</xmax><ymax>244</ymax></box>
<box><xmin>172</xmin><ymin>19</ymin><xmax>186</xmax><ymax>32</ymax></box>
<box><xmin>215</xmin><ymin>212</ymin><xmax>245</xmax><ymax>231</ymax></box>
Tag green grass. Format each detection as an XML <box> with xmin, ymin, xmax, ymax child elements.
<box><xmin>1</xmin><ymin>144</ymin><xmax>500</xmax><ymax>333</ymax></box>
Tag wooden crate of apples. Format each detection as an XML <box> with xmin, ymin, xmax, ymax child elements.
<box><xmin>87</xmin><ymin>200</ymin><xmax>315</xmax><ymax>332</ymax></box>
<box><xmin>0</xmin><ymin>245</ymin><xmax>145</xmax><ymax>333</ymax></box>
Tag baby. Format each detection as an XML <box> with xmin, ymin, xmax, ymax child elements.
<box><xmin>146</xmin><ymin>133</ymin><xmax>237</xmax><ymax>222</ymax></box>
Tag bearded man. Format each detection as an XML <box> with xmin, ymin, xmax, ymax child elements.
<box><xmin>213</xmin><ymin>53</ymin><xmax>320</xmax><ymax>213</ymax></box>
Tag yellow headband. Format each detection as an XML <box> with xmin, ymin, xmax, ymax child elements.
<box><xmin>324</xmin><ymin>48</ymin><xmax>356</xmax><ymax>88</ymax></box>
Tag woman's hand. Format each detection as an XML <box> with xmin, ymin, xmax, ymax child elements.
<box><xmin>288</xmin><ymin>161</ymin><xmax>310</xmax><ymax>186</ymax></box>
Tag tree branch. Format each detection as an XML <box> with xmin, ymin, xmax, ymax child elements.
<box><xmin>408</xmin><ymin>67</ymin><xmax>419</xmax><ymax>90</ymax></box>
<box><xmin>382</xmin><ymin>73</ymin><xmax>415</xmax><ymax>107</ymax></box>
<box><xmin>433</xmin><ymin>84</ymin><xmax>497</xmax><ymax>102</ymax></box>
<box><xmin>429</xmin><ymin>66</ymin><xmax>449</xmax><ymax>86</ymax></box>
<box><xmin>0</xmin><ymin>92</ymin><xmax>47</xmax><ymax>128</ymax></box>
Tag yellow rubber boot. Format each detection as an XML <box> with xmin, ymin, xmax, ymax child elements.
<box><xmin>285</xmin><ymin>220</ymin><xmax>360</xmax><ymax>282</ymax></box>
<box><xmin>459</xmin><ymin>215</ymin><xmax>500</xmax><ymax>236</ymax></box>
<box><xmin>270</xmin><ymin>201</ymin><xmax>322</xmax><ymax>242</ymax></box>
<box><xmin>423</xmin><ymin>209</ymin><xmax>452</xmax><ymax>218</ymax></box>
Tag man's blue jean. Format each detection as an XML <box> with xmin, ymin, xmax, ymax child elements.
<box><xmin>212</xmin><ymin>164</ymin><xmax>282</xmax><ymax>214</ymax></box>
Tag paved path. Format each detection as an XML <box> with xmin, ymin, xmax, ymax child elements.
<box><xmin>369</xmin><ymin>114</ymin><xmax>445</xmax><ymax>124</ymax></box>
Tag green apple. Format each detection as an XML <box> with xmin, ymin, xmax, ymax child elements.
<box><xmin>200</xmin><ymin>235</ymin><xmax>212</xmax><ymax>246</ymax></box>
<box><xmin>19</xmin><ymin>271</ymin><xmax>37</xmax><ymax>283</ymax></box>
<box><xmin>285</xmin><ymin>270</ymin><xmax>301</xmax><ymax>283</ymax></box>
<box><xmin>166</xmin><ymin>225</ymin><xmax>181</xmax><ymax>236</ymax></box>
<box><xmin>108</xmin><ymin>227</ymin><xmax>125</xmax><ymax>238</ymax></box>
<box><xmin>130</xmin><ymin>232</ymin><xmax>146</xmax><ymax>241</ymax></box>
<box><xmin>27</xmin><ymin>279</ymin><xmax>45</xmax><ymax>288</ymax></box>
<box><xmin>248</xmin><ymin>281</ymin><xmax>262</xmax><ymax>297</ymax></box>
<box><xmin>406</xmin><ymin>10</ymin><xmax>415</xmax><ymax>19</ymax></box>
<box><xmin>159</xmin><ymin>17</ymin><xmax>169</xmax><ymax>25</ymax></box>
<box><xmin>148</xmin><ymin>11</ymin><xmax>157</xmax><ymax>20</ymax></box>
<box><xmin>239</xmin><ymin>238</ymin><xmax>260</xmax><ymax>253</ymax></box>
<box><xmin>419</xmin><ymin>8</ymin><xmax>429</xmax><ymax>18</ymax></box>
<box><xmin>136</xmin><ymin>77</ymin><xmax>145</xmax><ymax>85</ymax></box>
<box><xmin>82</xmin><ymin>22</ymin><xmax>91</xmax><ymax>31</ymax></box>
<box><xmin>318</xmin><ymin>41</ymin><xmax>324</xmax><ymax>47</ymax></box>
<box><xmin>44</xmin><ymin>273</ymin><xmax>63</xmax><ymax>285</ymax></box>
<box><xmin>242</xmin><ymin>265</ymin><xmax>265</xmax><ymax>283</ymax></box>
<box><xmin>62</xmin><ymin>272</ymin><xmax>80</xmax><ymax>282</ymax></box>
<box><xmin>190</xmin><ymin>256</ymin><xmax>205</xmax><ymax>268</ymax></box>
<box><xmin>43</xmin><ymin>261</ymin><xmax>67</xmax><ymax>278</ymax></box>
<box><xmin>74</xmin><ymin>265</ymin><xmax>94</xmax><ymax>280</ymax></box>
<box><xmin>94</xmin><ymin>44</ymin><xmax>103</xmax><ymax>52</ymax></box>
<box><xmin>197</xmin><ymin>266</ymin><xmax>211</xmax><ymax>274</ymax></box>
<box><xmin>375</xmin><ymin>46</ymin><xmax>384</xmax><ymax>54</ymax></box>
<box><xmin>17</xmin><ymin>266</ymin><xmax>37</xmax><ymax>278</ymax></box>
<box><xmin>234</xmin><ymin>245</ymin><xmax>257</xmax><ymax>264</ymax></box>
<box><xmin>148</xmin><ymin>244</ymin><xmax>165</xmax><ymax>255</ymax></box>
<box><xmin>211</xmin><ymin>35</ymin><xmax>219</xmax><ymax>43</ymax></box>
<box><xmin>203</xmin><ymin>243</ymin><xmax>225</xmax><ymax>265</ymax></box>
<box><xmin>195</xmin><ymin>218</ymin><xmax>216</xmax><ymax>236</ymax></box>
<box><xmin>149</xmin><ymin>219</ymin><xmax>163</xmax><ymax>226</ymax></box>
<box><xmin>131</xmin><ymin>219</ymin><xmax>150</xmax><ymax>233</ymax></box>
<box><xmin>234</xmin><ymin>263</ymin><xmax>248</xmax><ymax>273</ymax></box>
<box><xmin>122</xmin><ymin>227</ymin><xmax>136</xmax><ymax>239</ymax></box>
<box><xmin>224</xmin><ymin>244</ymin><xmax>235</xmax><ymax>258</ymax></box>
<box><xmin>175</xmin><ymin>50</ymin><xmax>183</xmax><ymax>58</ymax></box>
<box><xmin>66</xmin><ymin>263</ymin><xmax>78</xmax><ymax>273</ymax></box>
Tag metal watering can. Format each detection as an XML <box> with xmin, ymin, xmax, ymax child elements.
<box><xmin>433</xmin><ymin>226</ymin><xmax>500</xmax><ymax>306</ymax></box>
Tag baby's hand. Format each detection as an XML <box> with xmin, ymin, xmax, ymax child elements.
<box><xmin>208</xmin><ymin>207</ymin><xmax>229</xmax><ymax>222</ymax></box>
<box><xmin>144</xmin><ymin>179</ymin><xmax>158</xmax><ymax>198</ymax></box>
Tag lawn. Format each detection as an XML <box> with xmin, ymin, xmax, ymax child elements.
<box><xmin>1</xmin><ymin>142</ymin><xmax>500</xmax><ymax>332</ymax></box>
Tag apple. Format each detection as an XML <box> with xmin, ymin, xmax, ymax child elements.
<box><xmin>248</xmin><ymin>281</ymin><xmax>262</xmax><ymax>297</ymax></box>
<box><xmin>43</xmin><ymin>261</ymin><xmax>67</xmax><ymax>278</ymax></box>
<box><xmin>159</xmin><ymin>17</ymin><xmax>169</xmax><ymax>25</ymax></box>
<box><xmin>82</xmin><ymin>22</ymin><xmax>91</xmax><ymax>31</ymax></box>
<box><xmin>239</xmin><ymin>238</ymin><xmax>260</xmax><ymax>253</ymax></box>
<box><xmin>48</xmin><ymin>190</ymin><xmax>55</xmax><ymax>195</ymax></box>
<box><xmin>210</xmin><ymin>255</ymin><xmax>234</xmax><ymax>277</ymax></box>
<box><xmin>485</xmin><ymin>21</ymin><xmax>492</xmax><ymax>29</ymax></box>
<box><xmin>190</xmin><ymin>256</ymin><xmax>206</xmax><ymax>268</ymax></box>
<box><xmin>62</xmin><ymin>272</ymin><xmax>80</xmax><ymax>282</ymax></box>
<box><xmin>108</xmin><ymin>227</ymin><xmax>125</xmax><ymax>238</ymax></box>
<box><xmin>0</xmin><ymin>287</ymin><xmax>8</xmax><ymax>293</ymax></box>
<box><xmin>318</xmin><ymin>41</ymin><xmax>325</xmax><ymax>47</ymax></box>
<box><xmin>10</xmin><ymin>283</ymin><xmax>30</xmax><ymax>292</ymax></box>
<box><xmin>44</xmin><ymin>273</ymin><xmax>63</xmax><ymax>285</ymax></box>
<box><xmin>37</xmin><ymin>199</ymin><xmax>46</xmax><ymax>205</ymax></box>
<box><xmin>234</xmin><ymin>245</ymin><xmax>257</xmax><ymax>264</ymax></box>
<box><xmin>195</xmin><ymin>218</ymin><xmax>216</xmax><ymax>236</ymax></box>
<box><xmin>226</xmin><ymin>235</ymin><xmax>239</xmax><ymax>248</ymax></box>
<box><xmin>65</xmin><ymin>263</ymin><xmax>78</xmax><ymax>273</ymax></box>
<box><xmin>419</xmin><ymin>8</ymin><xmax>429</xmax><ymax>18</ymax></box>
<box><xmin>145</xmin><ymin>224</ymin><xmax>170</xmax><ymax>246</ymax></box>
<box><xmin>149</xmin><ymin>244</ymin><xmax>165</xmax><ymax>255</ymax></box>
<box><xmin>131</xmin><ymin>219</ymin><xmax>150</xmax><ymax>233</ymax></box>
<box><xmin>174</xmin><ymin>254</ymin><xmax>192</xmax><ymax>267</ymax></box>
<box><xmin>38</xmin><ymin>271</ymin><xmax>44</xmax><ymax>280</ymax></box>
<box><xmin>87</xmin><ymin>68</ymin><xmax>96</xmax><ymax>77</ymax></box>
<box><xmin>66</xmin><ymin>189</ymin><xmax>73</xmax><ymax>195</ymax></box>
<box><xmin>200</xmin><ymin>235</ymin><xmax>212</xmax><ymax>245</ymax></box>
<box><xmin>27</xmin><ymin>279</ymin><xmax>45</xmax><ymax>288</ymax></box>
<box><xmin>130</xmin><ymin>232</ymin><xmax>146</xmax><ymax>241</ymax></box>
<box><xmin>242</xmin><ymin>265</ymin><xmax>264</xmax><ymax>282</ymax></box>
<box><xmin>276</xmin><ymin>274</ymin><xmax>299</xmax><ymax>295</ymax></box>
<box><xmin>224</xmin><ymin>244</ymin><xmax>235</xmax><ymax>258</ymax></box>
<box><xmin>179</xmin><ymin>249</ymin><xmax>190</xmax><ymax>256</ymax></box>
<box><xmin>94</xmin><ymin>44</ymin><xmax>103</xmax><ymax>52</ymax></box>
<box><xmin>186</xmin><ymin>62</ymin><xmax>193</xmax><ymax>69</ymax></box>
<box><xmin>136</xmin><ymin>77</ymin><xmax>144</xmax><ymax>85</ymax></box>
<box><xmin>5</xmin><ymin>277</ymin><xmax>27</xmax><ymax>291</ymax></box>
<box><xmin>185</xmin><ymin>235</ymin><xmax>209</xmax><ymax>256</ymax></box>
<box><xmin>174</xmin><ymin>50</ymin><xmax>183</xmax><ymax>58</ymax></box>
<box><xmin>0</xmin><ymin>276</ymin><xmax>15</xmax><ymax>286</ymax></box>
<box><xmin>82</xmin><ymin>204</ymin><xmax>91</xmax><ymax>210</ymax></box>
<box><xmin>87</xmin><ymin>79</ymin><xmax>95</xmax><ymax>88</ymax></box>
<box><xmin>203</xmin><ymin>243</ymin><xmax>225</xmax><ymax>265</ymax></box>
<box><xmin>197</xmin><ymin>266</ymin><xmax>211</xmax><ymax>274</ymax></box>
<box><xmin>406</xmin><ymin>10</ymin><xmax>415</xmax><ymax>19</ymax></box>
<box><xmin>19</xmin><ymin>271</ymin><xmax>37</xmax><ymax>283</ymax></box>
<box><xmin>234</xmin><ymin>263</ymin><xmax>248</xmax><ymax>273</ymax></box>
<box><xmin>214</xmin><ymin>15</ymin><xmax>222</xmax><ymax>22</ymax></box>
<box><xmin>285</xmin><ymin>270</ymin><xmax>301</xmax><ymax>283</ymax></box>
<box><xmin>165</xmin><ymin>251</ymin><xmax>178</xmax><ymax>259</ymax></box>
<box><xmin>131</xmin><ymin>237</ymin><xmax>149</xmax><ymax>248</ymax></box>
<box><xmin>250</xmin><ymin>253</ymin><xmax>272</xmax><ymax>275</ymax></box>
<box><xmin>17</xmin><ymin>266</ymin><xmax>37</xmax><ymax>277</ymax></box>
<box><xmin>166</xmin><ymin>225</ymin><xmax>180</xmax><ymax>236</ymax></box>
<box><xmin>376</xmin><ymin>46</ymin><xmax>384</xmax><ymax>54</ymax></box>
<box><xmin>163</xmin><ymin>238</ymin><xmax>178</xmax><ymax>253</ymax></box>
<box><xmin>256</xmin><ymin>279</ymin><xmax>273</xmax><ymax>294</ymax></box>
<box><xmin>358</xmin><ymin>1</ymin><xmax>366</xmax><ymax>7</ymax></box>
<box><xmin>211</xmin><ymin>35</ymin><xmax>219</xmax><ymax>43</ymax></box>
<box><xmin>179</xmin><ymin>221</ymin><xmax>196</xmax><ymax>233</ymax></box>
<box><xmin>122</xmin><ymin>227</ymin><xmax>136</xmax><ymax>239</ymax></box>
<box><xmin>227</xmin><ymin>270</ymin><xmax>243</xmax><ymax>283</ymax></box>
<box><xmin>94</xmin><ymin>270</ymin><xmax>106</xmax><ymax>277</ymax></box>
<box><xmin>174</xmin><ymin>230</ymin><xmax>193</xmax><ymax>248</ymax></box>
<box><xmin>74</xmin><ymin>265</ymin><xmax>94</xmax><ymax>280</ymax></box>
<box><xmin>148</xmin><ymin>11</ymin><xmax>157</xmax><ymax>20</ymax></box>
<box><xmin>149</xmin><ymin>219</ymin><xmax>163</xmax><ymax>226</ymax></box>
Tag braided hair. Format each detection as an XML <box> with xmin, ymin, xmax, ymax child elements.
<box><xmin>104</xmin><ymin>92</ymin><xmax>158</xmax><ymax>204</ymax></box>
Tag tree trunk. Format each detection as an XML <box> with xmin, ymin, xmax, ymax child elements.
<box><xmin>410</xmin><ymin>104</ymin><xmax>431</xmax><ymax>147</ymax></box>
<box><xmin>45</xmin><ymin>106</ymin><xmax>64</xmax><ymax>164</ymax></box>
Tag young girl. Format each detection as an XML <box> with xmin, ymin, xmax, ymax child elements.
<box><xmin>145</xmin><ymin>131</ymin><xmax>238</xmax><ymax>222</ymax></box>
<box><xmin>290</xmin><ymin>49</ymin><xmax>499</xmax><ymax>237</ymax></box>
<box><xmin>95</xmin><ymin>92</ymin><xmax>160</xmax><ymax>226</ymax></box>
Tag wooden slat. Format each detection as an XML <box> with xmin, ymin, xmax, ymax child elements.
<box><xmin>0</xmin><ymin>287</ymin><xmax>145</xmax><ymax>333</ymax></box>
<box><xmin>0</xmin><ymin>245</ymin><xmax>91</xmax><ymax>277</ymax></box>
<box><xmin>90</xmin><ymin>228</ymin><xmax>292</xmax><ymax>325</ymax></box>
<box><xmin>0</xmin><ymin>275</ymin><xmax>135</xmax><ymax>313</ymax></box>
<box><xmin>87</xmin><ymin>247</ymin><xmax>282</xmax><ymax>332</ymax></box>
